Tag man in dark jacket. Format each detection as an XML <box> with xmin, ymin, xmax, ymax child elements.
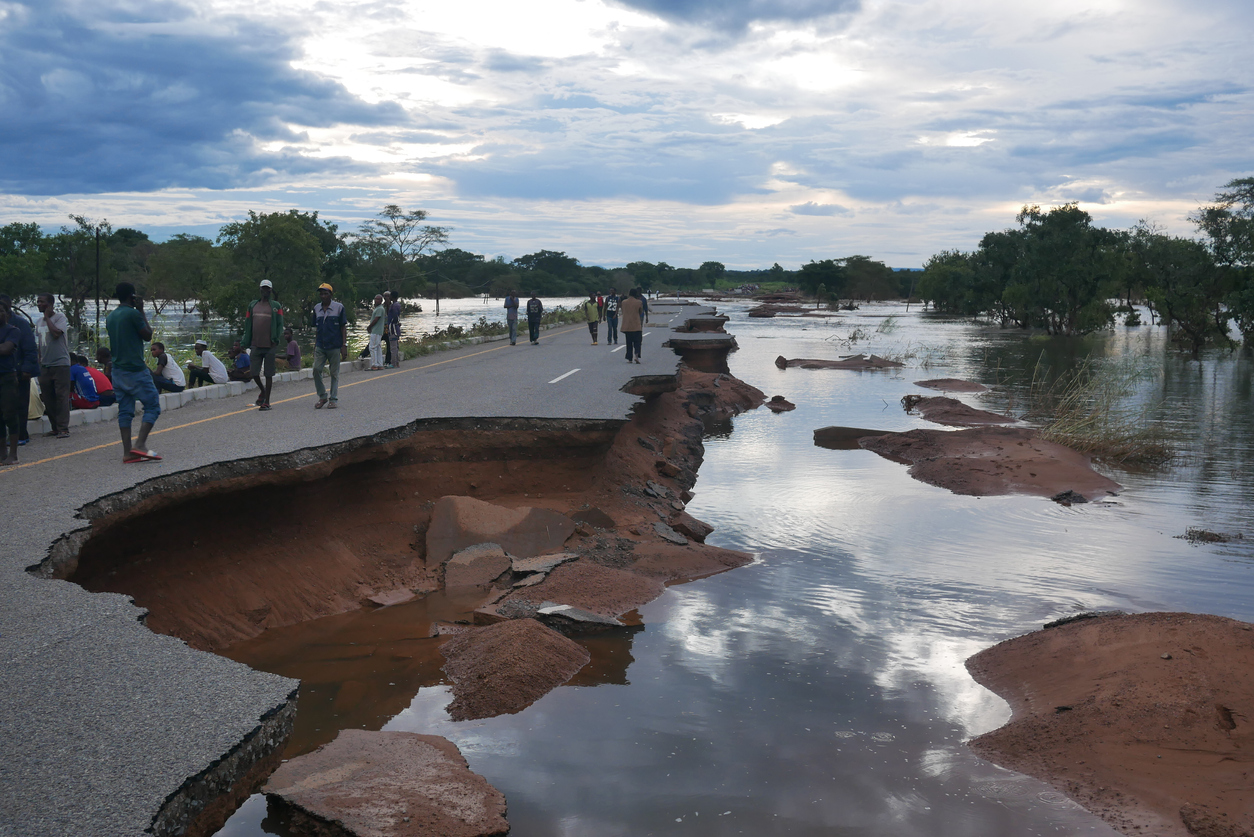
<box><xmin>241</xmin><ymin>279</ymin><xmax>285</xmax><ymax>411</ymax></box>
<box><xmin>0</xmin><ymin>295</ymin><xmax>37</xmax><ymax>446</ymax></box>
<box><xmin>525</xmin><ymin>294</ymin><xmax>543</xmax><ymax>345</ymax></box>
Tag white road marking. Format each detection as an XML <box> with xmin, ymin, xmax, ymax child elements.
<box><xmin>548</xmin><ymin>368</ymin><xmax>581</xmax><ymax>384</ymax></box>
<box><xmin>611</xmin><ymin>344</ymin><xmax>626</xmax><ymax>352</ymax></box>
<box><xmin>643</xmin><ymin>332</ymin><xmax>652</xmax><ymax>336</ymax></box>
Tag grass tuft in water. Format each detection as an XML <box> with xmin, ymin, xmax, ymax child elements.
<box><xmin>1023</xmin><ymin>356</ymin><xmax>1173</xmax><ymax>467</ymax></box>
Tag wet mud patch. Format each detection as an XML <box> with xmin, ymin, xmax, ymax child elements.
<box><xmin>901</xmin><ymin>394</ymin><xmax>1016</xmax><ymax>427</ymax></box>
<box><xmin>968</xmin><ymin>612</ymin><xmax>1254</xmax><ymax>837</ymax></box>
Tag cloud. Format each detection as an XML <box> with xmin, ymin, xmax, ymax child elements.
<box><xmin>790</xmin><ymin>201</ymin><xmax>850</xmax><ymax>216</ymax></box>
<box><xmin>607</xmin><ymin>0</ymin><xmax>860</xmax><ymax>31</ymax></box>
<box><xmin>0</xmin><ymin>0</ymin><xmax>411</xmax><ymax>195</ymax></box>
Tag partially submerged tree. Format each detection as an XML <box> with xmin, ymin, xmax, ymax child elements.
<box><xmin>1195</xmin><ymin>178</ymin><xmax>1254</xmax><ymax>342</ymax></box>
<box><xmin>355</xmin><ymin>205</ymin><xmax>449</xmax><ymax>298</ymax></box>
<box><xmin>1130</xmin><ymin>223</ymin><xmax>1228</xmax><ymax>354</ymax></box>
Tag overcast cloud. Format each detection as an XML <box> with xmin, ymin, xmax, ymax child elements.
<box><xmin>0</xmin><ymin>0</ymin><xmax>1250</xmax><ymax>266</ymax></box>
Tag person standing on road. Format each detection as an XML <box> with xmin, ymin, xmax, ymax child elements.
<box><xmin>620</xmin><ymin>287</ymin><xmax>644</xmax><ymax>364</ymax></box>
<box><xmin>526</xmin><ymin>294</ymin><xmax>543</xmax><ymax>344</ymax></box>
<box><xmin>312</xmin><ymin>283</ymin><xmax>348</xmax><ymax>409</ymax></box>
<box><xmin>368</xmin><ymin>294</ymin><xmax>385</xmax><ymax>370</ymax></box>
<box><xmin>0</xmin><ymin>304</ymin><xmax>23</xmax><ymax>466</ymax></box>
<box><xmin>596</xmin><ymin>292</ymin><xmax>605</xmax><ymax>322</ymax></box>
<box><xmin>242</xmin><ymin>279</ymin><xmax>285</xmax><ymax>411</ymax></box>
<box><xmin>0</xmin><ymin>295</ymin><xmax>37</xmax><ymax>447</ymax></box>
<box><xmin>504</xmin><ymin>291</ymin><xmax>520</xmax><ymax>345</ymax></box>
<box><xmin>106</xmin><ymin>282</ymin><xmax>162</xmax><ymax>463</ymax></box>
<box><xmin>604</xmin><ymin>291</ymin><xmax>620</xmax><ymax>345</ymax></box>
<box><xmin>35</xmin><ymin>293</ymin><xmax>71</xmax><ymax>439</ymax></box>
<box><xmin>641</xmin><ymin>288</ymin><xmax>650</xmax><ymax>324</ymax></box>
<box><xmin>385</xmin><ymin>292</ymin><xmax>402</xmax><ymax>367</ymax></box>
<box><xmin>582</xmin><ymin>293</ymin><xmax>600</xmax><ymax>345</ymax></box>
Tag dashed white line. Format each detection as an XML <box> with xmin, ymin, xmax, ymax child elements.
<box><xmin>611</xmin><ymin>344</ymin><xmax>626</xmax><ymax>352</ymax></box>
<box><xmin>548</xmin><ymin>368</ymin><xmax>581</xmax><ymax>384</ymax></box>
<box><xmin>643</xmin><ymin>331</ymin><xmax>652</xmax><ymax>336</ymax></box>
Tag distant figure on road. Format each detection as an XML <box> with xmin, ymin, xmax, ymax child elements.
<box><xmin>526</xmin><ymin>294</ymin><xmax>543</xmax><ymax>344</ymax></box>
<box><xmin>504</xmin><ymin>291</ymin><xmax>520</xmax><ymax>345</ymax></box>
<box><xmin>620</xmin><ymin>288</ymin><xmax>644</xmax><ymax>364</ymax></box>
<box><xmin>368</xmin><ymin>294</ymin><xmax>385</xmax><ymax>370</ymax></box>
<box><xmin>227</xmin><ymin>341</ymin><xmax>252</xmax><ymax>382</ymax></box>
<box><xmin>150</xmin><ymin>342</ymin><xmax>186</xmax><ymax>393</ymax></box>
<box><xmin>604</xmin><ymin>291</ymin><xmax>620</xmax><ymax>345</ymax></box>
<box><xmin>641</xmin><ymin>288</ymin><xmax>650</xmax><ymax>324</ymax></box>
<box><xmin>384</xmin><ymin>292</ymin><xmax>401</xmax><ymax>367</ymax></box>
<box><xmin>285</xmin><ymin>328</ymin><xmax>301</xmax><ymax>372</ymax></box>
<box><xmin>0</xmin><ymin>303</ymin><xmax>23</xmax><ymax>466</ymax></box>
<box><xmin>35</xmin><ymin>292</ymin><xmax>71</xmax><ymax>439</ymax></box>
<box><xmin>582</xmin><ymin>293</ymin><xmax>600</xmax><ymax>345</ymax></box>
<box><xmin>0</xmin><ymin>295</ymin><xmax>38</xmax><ymax>447</ymax></box>
<box><xmin>106</xmin><ymin>282</ymin><xmax>161</xmax><ymax>463</ymax></box>
<box><xmin>242</xmin><ymin>279</ymin><xmax>284</xmax><ymax>411</ymax></box>
<box><xmin>596</xmin><ymin>293</ymin><xmax>605</xmax><ymax>321</ymax></box>
<box><xmin>312</xmin><ymin>282</ymin><xmax>348</xmax><ymax>409</ymax></box>
<box><xmin>187</xmin><ymin>340</ymin><xmax>228</xmax><ymax>387</ymax></box>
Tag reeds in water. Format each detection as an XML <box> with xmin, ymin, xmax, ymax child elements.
<box><xmin>1023</xmin><ymin>356</ymin><xmax>1173</xmax><ymax>466</ymax></box>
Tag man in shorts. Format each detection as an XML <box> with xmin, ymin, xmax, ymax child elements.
<box><xmin>106</xmin><ymin>282</ymin><xmax>162</xmax><ymax>463</ymax></box>
<box><xmin>241</xmin><ymin>279</ymin><xmax>285</xmax><ymax>411</ymax></box>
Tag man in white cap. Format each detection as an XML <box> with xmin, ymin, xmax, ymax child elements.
<box><xmin>241</xmin><ymin>279</ymin><xmax>285</xmax><ymax>410</ymax></box>
<box><xmin>186</xmin><ymin>339</ymin><xmax>228</xmax><ymax>387</ymax></box>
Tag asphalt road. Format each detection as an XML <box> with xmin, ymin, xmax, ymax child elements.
<box><xmin>0</xmin><ymin>303</ymin><xmax>705</xmax><ymax>837</ymax></box>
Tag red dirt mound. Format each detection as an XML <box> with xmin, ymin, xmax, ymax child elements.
<box><xmin>901</xmin><ymin>394</ymin><xmax>1015</xmax><ymax>427</ymax></box>
<box><xmin>968</xmin><ymin>612</ymin><xmax>1254</xmax><ymax>837</ymax></box>
<box><xmin>441</xmin><ymin>619</ymin><xmax>591</xmax><ymax>721</ymax></box>
<box><xmin>775</xmin><ymin>354</ymin><xmax>904</xmax><ymax>370</ymax></box>
<box><xmin>859</xmin><ymin>426</ymin><xmax>1121</xmax><ymax>500</ymax></box>
<box><xmin>914</xmin><ymin>378</ymin><xmax>988</xmax><ymax>393</ymax></box>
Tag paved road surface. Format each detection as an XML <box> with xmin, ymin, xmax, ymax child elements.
<box><xmin>0</xmin><ymin>303</ymin><xmax>707</xmax><ymax>837</ymax></box>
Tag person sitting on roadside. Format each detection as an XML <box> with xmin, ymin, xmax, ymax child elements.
<box><xmin>70</xmin><ymin>353</ymin><xmax>108</xmax><ymax>409</ymax></box>
<box><xmin>150</xmin><ymin>342</ymin><xmax>186</xmax><ymax>393</ymax></box>
<box><xmin>85</xmin><ymin>357</ymin><xmax>115</xmax><ymax>407</ymax></box>
<box><xmin>285</xmin><ymin>328</ymin><xmax>301</xmax><ymax>372</ymax></box>
<box><xmin>95</xmin><ymin>345</ymin><xmax>113</xmax><ymax>379</ymax></box>
<box><xmin>186</xmin><ymin>340</ymin><xmax>228</xmax><ymax>387</ymax></box>
<box><xmin>227</xmin><ymin>341</ymin><xmax>252</xmax><ymax>382</ymax></box>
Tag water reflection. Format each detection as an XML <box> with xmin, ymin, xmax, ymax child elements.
<box><xmin>217</xmin><ymin>303</ymin><xmax>1254</xmax><ymax>836</ymax></box>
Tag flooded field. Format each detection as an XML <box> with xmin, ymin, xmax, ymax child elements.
<box><xmin>215</xmin><ymin>303</ymin><xmax>1254</xmax><ymax>836</ymax></box>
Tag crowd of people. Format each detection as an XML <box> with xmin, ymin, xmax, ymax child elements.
<box><xmin>0</xmin><ymin>280</ymin><xmax>656</xmax><ymax>467</ymax></box>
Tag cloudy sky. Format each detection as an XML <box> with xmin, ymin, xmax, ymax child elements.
<box><xmin>1</xmin><ymin>0</ymin><xmax>1250</xmax><ymax>267</ymax></box>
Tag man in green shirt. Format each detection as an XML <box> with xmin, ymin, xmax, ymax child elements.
<box><xmin>105</xmin><ymin>282</ymin><xmax>162</xmax><ymax>463</ymax></box>
<box><xmin>241</xmin><ymin>279</ymin><xmax>285</xmax><ymax>411</ymax></box>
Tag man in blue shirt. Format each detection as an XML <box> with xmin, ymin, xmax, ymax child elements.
<box><xmin>0</xmin><ymin>295</ymin><xmax>38</xmax><ymax>447</ymax></box>
<box><xmin>312</xmin><ymin>282</ymin><xmax>348</xmax><ymax>409</ymax></box>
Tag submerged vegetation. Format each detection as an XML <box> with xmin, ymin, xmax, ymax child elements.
<box><xmin>1023</xmin><ymin>357</ymin><xmax>1173</xmax><ymax>467</ymax></box>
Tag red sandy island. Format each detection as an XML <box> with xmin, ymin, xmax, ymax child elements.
<box><xmin>968</xmin><ymin>612</ymin><xmax>1254</xmax><ymax>836</ymax></box>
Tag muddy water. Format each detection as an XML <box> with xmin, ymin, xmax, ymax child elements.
<box><xmin>216</xmin><ymin>303</ymin><xmax>1254</xmax><ymax>836</ymax></box>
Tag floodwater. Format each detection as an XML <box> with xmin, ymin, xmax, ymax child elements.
<box><xmin>215</xmin><ymin>302</ymin><xmax>1254</xmax><ymax>836</ymax></box>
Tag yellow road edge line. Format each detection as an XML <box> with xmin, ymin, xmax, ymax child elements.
<box><xmin>4</xmin><ymin>324</ymin><xmax>585</xmax><ymax>472</ymax></box>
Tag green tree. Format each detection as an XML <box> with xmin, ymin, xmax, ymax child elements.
<box><xmin>356</xmin><ymin>205</ymin><xmax>450</xmax><ymax>299</ymax></box>
<box><xmin>998</xmin><ymin>204</ymin><xmax>1122</xmax><ymax>335</ymax></box>
<box><xmin>44</xmin><ymin>216</ymin><xmax>113</xmax><ymax>340</ymax></box>
<box><xmin>1195</xmin><ymin>178</ymin><xmax>1254</xmax><ymax>341</ymax></box>
<box><xmin>918</xmin><ymin>250</ymin><xmax>977</xmax><ymax>314</ymax></box>
<box><xmin>843</xmin><ymin>256</ymin><xmax>898</xmax><ymax>301</ymax></box>
<box><xmin>1131</xmin><ymin>223</ymin><xmax>1230</xmax><ymax>354</ymax></box>
<box><xmin>797</xmin><ymin>259</ymin><xmax>845</xmax><ymax>296</ymax></box>
<box><xmin>217</xmin><ymin>211</ymin><xmax>323</xmax><ymax>328</ymax></box>
<box><xmin>148</xmin><ymin>235</ymin><xmax>223</xmax><ymax>322</ymax></box>
<box><xmin>0</xmin><ymin>222</ymin><xmax>48</xmax><ymax>302</ymax></box>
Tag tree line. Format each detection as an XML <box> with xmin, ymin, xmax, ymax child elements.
<box><xmin>916</xmin><ymin>179</ymin><xmax>1254</xmax><ymax>352</ymax></box>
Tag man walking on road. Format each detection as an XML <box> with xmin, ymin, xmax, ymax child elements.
<box><xmin>313</xmin><ymin>283</ymin><xmax>348</xmax><ymax>409</ymax></box>
<box><xmin>582</xmin><ymin>293</ymin><xmax>600</xmax><ymax>345</ymax></box>
<box><xmin>620</xmin><ymin>288</ymin><xmax>644</xmax><ymax>364</ymax></box>
<box><xmin>526</xmin><ymin>294</ymin><xmax>543</xmax><ymax>344</ymax></box>
<box><xmin>385</xmin><ymin>292</ymin><xmax>402</xmax><ymax>367</ymax></box>
<box><xmin>106</xmin><ymin>283</ymin><xmax>162</xmax><ymax>463</ymax></box>
<box><xmin>368</xmin><ymin>294</ymin><xmax>385</xmax><ymax>370</ymax></box>
<box><xmin>35</xmin><ymin>293</ymin><xmax>71</xmax><ymax>438</ymax></box>
<box><xmin>0</xmin><ymin>303</ymin><xmax>23</xmax><ymax>466</ymax></box>
<box><xmin>604</xmin><ymin>291</ymin><xmax>620</xmax><ymax>345</ymax></box>
<box><xmin>242</xmin><ymin>279</ymin><xmax>284</xmax><ymax>411</ymax></box>
<box><xmin>504</xmin><ymin>291</ymin><xmax>520</xmax><ymax>345</ymax></box>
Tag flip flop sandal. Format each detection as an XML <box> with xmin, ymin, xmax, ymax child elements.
<box><xmin>315</xmin><ymin>399</ymin><xmax>327</xmax><ymax>409</ymax></box>
<box><xmin>125</xmin><ymin>449</ymin><xmax>163</xmax><ymax>463</ymax></box>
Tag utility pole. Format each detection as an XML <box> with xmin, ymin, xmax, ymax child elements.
<box><xmin>94</xmin><ymin>226</ymin><xmax>101</xmax><ymax>348</ymax></box>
